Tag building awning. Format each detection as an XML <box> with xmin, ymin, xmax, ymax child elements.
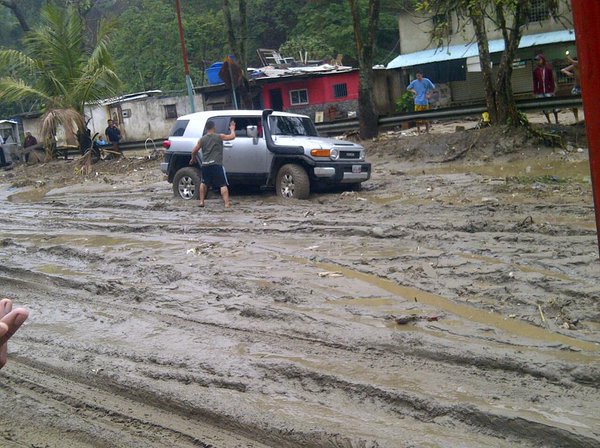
<box><xmin>386</xmin><ymin>29</ymin><xmax>576</xmax><ymax>69</ymax></box>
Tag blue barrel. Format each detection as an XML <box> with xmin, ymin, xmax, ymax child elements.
<box><xmin>206</xmin><ymin>62</ymin><xmax>224</xmax><ymax>85</ymax></box>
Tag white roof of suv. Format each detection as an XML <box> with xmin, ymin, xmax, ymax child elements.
<box><xmin>177</xmin><ymin>109</ymin><xmax>309</xmax><ymax>121</ymax></box>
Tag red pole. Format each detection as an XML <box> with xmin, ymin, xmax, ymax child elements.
<box><xmin>175</xmin><ymin>0</ymin><xmax>195</xmax><ymax>112</ymax></box>
<box><xmin>572</xmin><ymin>0</ymin><xmax>600</xmax><ymax>258</ymax></box>
<box><xmin>175</xmin><ymin>0</ymin><xmax>190</xmax><ymax>76</ymax></box>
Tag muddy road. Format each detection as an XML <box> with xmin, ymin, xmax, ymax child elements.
<box><xmin>1</xmin><ymin>124</ymin><xmax>599</xmax><ymax>447</ymax></box>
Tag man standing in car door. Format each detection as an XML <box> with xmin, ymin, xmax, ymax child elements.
<box><xmin>189</xmin><ymin>119</ymin><xmax>236</xmax><ymax>208</ymax></box>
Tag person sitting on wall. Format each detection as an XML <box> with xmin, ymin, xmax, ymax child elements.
<box><xmin>95</xmin><ymin>134</ymin><xmax>107</xmax><ymax>146</ymax></box>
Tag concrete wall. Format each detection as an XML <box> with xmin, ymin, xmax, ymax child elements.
<box><xmin>85</xmin><ymin>94</ymin><xmax>204</xmax><ymax>143</ymax></box>
<box><xmin>20</xmin><ymin>93</ymin><xmax>205</xmax><ymax>146</ymax></box>
<box><xmin>398</xmin><ymin>2</ymin><xmax>573</xmax><ymax>54</ymax></box>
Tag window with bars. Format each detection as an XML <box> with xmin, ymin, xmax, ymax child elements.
<box><xmin>333</xmin><ymin>83</ymin><xmax>348</xmax><ymax>98</ymax></box>
<box><xmin>290</xmin><ymin>89</ymin><xmax>309</xmax><ymax>105</ymax></box>
<box><xmin>527</xmin><ymin>0</ymin><xmax>550</xmax><ymax>23</ymax></box>
<box><xmin>164</xmin><ymin>104</ymin><xmax>178</xmax><ymax>119</ymax></box>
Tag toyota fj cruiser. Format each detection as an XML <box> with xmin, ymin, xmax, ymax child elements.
<box><xmin>161</xmin><ymin>109</ymin><xmax>371</xmax><ymax>200</ymax></box>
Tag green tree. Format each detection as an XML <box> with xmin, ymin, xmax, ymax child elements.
<box><xmin>110</xmin><ymin>0</ymin><xmax>226</xmax><ymax>92</ymax></box>
<box><xmin>279</xmin><ymin>36</ymin><xmax>334</xmax><ymax>62</ymax></box>
<box><xmin>0</xmin><ymin>4</ymin><xmax>120</xmax><ymax>154</ymax></box>
<box><xmin>418</xmin><ymin>0</ymin><xmax>566</xmax><ymax>126</ymax></box>
<box><xmin>348</xmin><ymin>0</ymin><xmax>381</xmax><ymax>139</ymax></box>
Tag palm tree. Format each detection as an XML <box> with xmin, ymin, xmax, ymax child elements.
<box><xmin>0</xmin><ymin>4</ymin><xmax>120</xmax><ymax>159</ymax></box>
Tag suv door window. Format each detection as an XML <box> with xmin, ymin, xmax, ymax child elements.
<box><xmin>231</xmin><ymin>116</ymin><xmax>262</xmax><ymax>138</ymax></box>
<box><xmin>203</xmin><ymin>116</ymin><xmax>231</xmax><ymax>135</ymax></box>
<box><xmin>170</xmin><ymin>119</ymin><xmax>189</xmax><ymax>137</ymax></box>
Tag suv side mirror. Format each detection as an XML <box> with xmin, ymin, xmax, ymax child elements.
<box><xmin>247</xmin><ymin>125</ymin><xmax>259</xmax><ymax>144</ymax></box>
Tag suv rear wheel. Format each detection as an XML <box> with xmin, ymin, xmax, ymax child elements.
<box><xmin>173</xmin><ymin>167</ymin><xmax>201</xmax><ymax>200</ymax></box>
<box><xmin>276</xmin><ymin>164</ymin><xmax>310</xmax><ymax>200</ymax></box>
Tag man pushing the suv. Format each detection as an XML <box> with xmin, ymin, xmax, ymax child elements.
<box><xmin>189</xmin><ymin>119</ymin><xmax>236</xmax><ymax>208</ymax></box>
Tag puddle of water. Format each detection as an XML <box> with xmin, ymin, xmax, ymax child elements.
<box><xmin>540</xmin><ymin>215</ymin><xmax>597</xmax><ymax>230</ymax></box>
<box><xmin>4</xmin><ymin>232</ymin><xmax>175</xmax><ymax>251</ymax></box>
<box><xmin>292</xmin><ymin>258</ymin><xmax>599</xmax><ymax>353</ymax></box>
<box><xmin>458</xmin><ymin>253</ymin><xmax>574</xmax><ymax>282</ymax></box>
<box><xmin>36</xmin><ymin>264</ymin><xmax>85</xmax><ymax>277</ymax></box>
<box><xmin>413</xmin><ymin>159</ymin><xmax>591</xmax><ymax>180</ymax></box>
<box><xmin>327</xmin><ymin>297</ymin><xmax>398</xmax><ymax>307</ymax></box>
<box><xmin>7</xmin><ymin>188</ymin><xmax>49</xmax><ymax>203</ymax></box>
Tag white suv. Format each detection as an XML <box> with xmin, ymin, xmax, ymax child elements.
<box><xmin>161</xmin><ymin>109</ymin><xmax>371</xmax><ymax>200</ymax></box>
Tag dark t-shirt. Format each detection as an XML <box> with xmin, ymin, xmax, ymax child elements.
<box><xmin>24</xmin><ymin>136</ymin><xmax>38</xmax><ymax>148</ymax></box>
<box><xmin>200</xmin><ymin>133</ymin><xmax>223</xmax><ymax>165</ymax></box>
<box><xmin>105</xmin><ymin>125</ymin><xmax>121</xmax><ymax>143</ymax></box>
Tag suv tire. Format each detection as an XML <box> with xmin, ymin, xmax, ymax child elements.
<box><xmin>173</xmin><ymin>167</ymin><xmax>201</xmax><ymax>200</ymax></box>
<box><xmin>276</xmin><ymin>164</ymin><xmax>310</xmax><ymax>199</ymax></box>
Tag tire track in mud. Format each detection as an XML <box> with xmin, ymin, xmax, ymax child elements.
<box><xmin>2</xmin><ymin>170</ymin><xmax>600</xmax><ymax>447</ymax></box>
<box><xmin>1</xmin><ymin>360</ymin><xmax>271</xmax><ymax>448</ymax></box>
<box><xmin>2</xmin><ymin>236</ymin><xmax>599</xmax><ymax>446</ymax></box>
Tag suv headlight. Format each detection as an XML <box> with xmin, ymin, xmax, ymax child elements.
<box><xmin>359</xmin><ymin>149</ymin><xmax>365</xmax><ymax>160</ymax></box>
<box><xmin>330</xmin><ymin>149</ymin><xmax>339</xmax><ymax>160</ymax></box>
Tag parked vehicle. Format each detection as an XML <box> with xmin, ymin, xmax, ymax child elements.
<box><xmin>161</xmin><ymin>109</ymin><xmax>371</xmax><ymax>200</ymax></box>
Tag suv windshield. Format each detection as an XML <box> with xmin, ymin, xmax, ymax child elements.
<box><xmin>269</xmin><ymin>116</ymin><xmax>318</xmax><ymax>137</ymax></box>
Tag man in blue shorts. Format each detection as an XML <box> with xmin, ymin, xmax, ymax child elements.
<box><xmin>189</xmin><ymin>119</ymin><xmax>236</xmax><ymax>208</ymax></box>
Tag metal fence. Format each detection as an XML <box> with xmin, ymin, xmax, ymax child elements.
<box><xmin>316</xmin><ymin>96</ymin><xmax>584</xmax><ymax>135</ymax></box>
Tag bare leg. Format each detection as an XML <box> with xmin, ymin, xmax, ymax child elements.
<box><xmin>425</xmin><ymin>121</ymin><xmax>430</xmax><ymax>133</ymax></box>
<box><xmin>553</xmin><ymin>110</ymin><xmax>559</xmax><ymax>124</ymax></box>
<box><xmin>220</xmin><ymin>186</ymin><xmax>230</xmax><ymax>208</ymax></box>
<box><xmin>572</xmin><ymin>108</ymin><xmax>579</xmax><ymax>123</ymax></box>
<box><xmin>199</xmin><ymin>183</ymin><xmax>207</xmax><ymax>207</ymax></box>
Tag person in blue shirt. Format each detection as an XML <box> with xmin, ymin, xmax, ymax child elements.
<box><xmin>407</xmin><ymin>70</ymin><xmax>436</xmax><ymax>134</ymax></box>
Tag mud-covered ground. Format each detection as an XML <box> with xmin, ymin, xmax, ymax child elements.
<box><xmin>1</xmin><ymin>117</ymin><xmax>599</xmax><ymax>447</ymax></box>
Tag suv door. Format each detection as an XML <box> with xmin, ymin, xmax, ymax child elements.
<box><xmin>222</xmin><ymin>116</ymin><xmax>268</xmax><ymax>179</ymax></box>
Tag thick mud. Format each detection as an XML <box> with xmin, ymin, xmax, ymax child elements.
<box><xmin>1</xmin><ymin>123</ymin><xmax>599</xmax><ymax>447</ymax></box>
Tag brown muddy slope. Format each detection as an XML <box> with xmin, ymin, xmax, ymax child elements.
<box><xmin>1</xmin><ymin>124</ymin><xmax>599</xmax><ymax>448</ymax></box>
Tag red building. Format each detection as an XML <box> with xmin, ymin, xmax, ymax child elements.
<box><xmin>198</xmin><ymin>67</ymin><xmax>360</xmax><ymax>122</ymax></box>
<box><xmin>261</xmin><ymin>70</ymin><xmax>359</xmax><ymax>119</ymax></box>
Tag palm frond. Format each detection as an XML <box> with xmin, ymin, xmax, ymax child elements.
<box><xmin>0</xmin><ymin>49</ymin><xmax>37</xmax><ymax>73</ymax></box>
<box><xmin>73</xmin><ymin>66</ymin><xmax>120</xmax><ymax>110</ymax></box>
<box><xmin>6</xmin><ymin>4</ymin><xmax>121</xmax><ymax>124</ymax></box>
<box><xmin>40</xmin><ymin>108</ymin><xmax>86</xmax><ymax>153</ymax></box>
<box><xmin>0</xmin><ymin>77</ymin><xmax>50</xmax><ymax>103</ymax></box>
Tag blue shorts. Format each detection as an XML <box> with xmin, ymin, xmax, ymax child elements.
<box><xmin>201</xmin><ymin>164</ymin><xmax>228</xmax><ymax>188</ymax></box>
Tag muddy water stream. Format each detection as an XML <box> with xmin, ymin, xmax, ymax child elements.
<box><xmin>1</xmin><ymin>151</ymin><xmax>599</xmax><ymax>447</ymax></box>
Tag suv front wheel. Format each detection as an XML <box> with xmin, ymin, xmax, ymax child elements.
<box><xmin>276</xmin><ymin>164</ymin><xmax>310</xmax><ymax>200</ymax></box>
<box><xmin>173</xmin><ymin>167</ymin><xmax>201</xmax><ymax>200</ymax></box>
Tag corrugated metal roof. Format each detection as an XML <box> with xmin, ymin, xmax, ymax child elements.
<box><xmin>386</xmin><ymin>29</ymin><xmax>576</xmax><ymax>69</ymax></box>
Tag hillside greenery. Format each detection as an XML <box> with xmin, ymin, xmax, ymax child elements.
<box><xmin>0</xmin><ymin>0</ymin><xmax>401</xmax><ymax>107</ymax></box>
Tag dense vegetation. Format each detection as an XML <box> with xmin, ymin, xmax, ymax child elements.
<box><xmin>0</xmin><ymin>0</ymin><xmax>402</xmax><ymax>104</ymax></box>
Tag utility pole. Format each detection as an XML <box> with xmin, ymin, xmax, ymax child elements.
<box><xmin>175</xmin><ymin>0</ymin><xmax>195</xmax><ymax>113</ymax></box>
<box><xmin>572</xmin><ymin>0</ymin><xmax>600</xmax><ymax>258</ymax></box>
